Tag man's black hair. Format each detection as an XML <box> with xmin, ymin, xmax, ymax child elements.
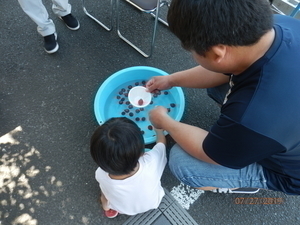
<box><xmin>167</xmin><ymin>0</ymin><xmax>274</xmax><ymax>56</ymax></box>
<box><xmin>90</xmin><ymin>117</ymin><xmax>144</xmax><ymax>175</ymax></box>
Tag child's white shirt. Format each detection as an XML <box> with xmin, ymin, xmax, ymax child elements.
<box><xmin>95</xmin><ymin>142</ymin><xmax>167</xmax><ymax>215</ymax></box>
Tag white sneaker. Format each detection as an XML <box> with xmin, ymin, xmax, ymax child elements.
<box><xmin>43</xmin><ymin>33</ymin><xmax>59</xmax><ymax>54</ymax></box>
<box><xmin>212</xmin><ymin>188</ymin><xmax>260</xmax><ymax>194</ymax></box>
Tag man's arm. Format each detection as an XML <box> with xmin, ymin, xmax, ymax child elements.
<box><xmin>146</xmin><ymin>65</ymin><xmax>229</xmax><ymax>92</ymax></box>
<box><xmin>169</xmin><ymin>66</ymin><xmax>229</xmax><ymax>89</ymax></box>
<box><xmin>149</xmin><ymin>106</ymin><xmax>218</xmax><ymax>164</ymax></box>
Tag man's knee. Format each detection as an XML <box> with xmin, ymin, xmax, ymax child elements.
<box><xmin>168</xmin><ymin>144</ymin><xmax>185</xmax><ymax>179</ymax></box>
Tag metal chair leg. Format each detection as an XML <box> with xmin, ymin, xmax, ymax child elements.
<box><xmin>150</xmin><ymin>0</ymin><xmax>169</xmax><ymax>26</ymax></box>
<box><xmin>82</xmin><ymin>0</ymin><xmax>114</xmax><ymax>31</ymax></box>
<box><xmin>290</xmin><ymin>3</ymin><xmax>300</xmax><ymax>17</ymax></box>
<box><xmin>116</xmin><ymin>0</ymin><xmax>161</xmax><ymax>57</ymax></box>
<box><xmin>271</xmin><ymin>4</ymin><xmax>285</xmax><ymax>15</ymax></box>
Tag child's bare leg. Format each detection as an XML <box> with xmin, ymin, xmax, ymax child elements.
<box><xmin>100</xmin><ymin>192</ymin><xmax>110</xmax><ymax>211</ymax></box>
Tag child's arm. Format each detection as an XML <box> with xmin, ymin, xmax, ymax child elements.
<box><xmin>154</xmin><ymin>128</ymin><xmax>166</xmax><ymax>145</ymax></box>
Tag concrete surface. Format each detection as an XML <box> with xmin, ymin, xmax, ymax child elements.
<box><xmin>1</xmin><ymin>0</ymin><xmax>300</xmax><ymax>225</ymax></box>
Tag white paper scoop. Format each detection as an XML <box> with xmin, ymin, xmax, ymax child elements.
<box><xmin>128</xmin><ymin>86</ymin><xmax>152</xmax><ymax>108</ymax></box>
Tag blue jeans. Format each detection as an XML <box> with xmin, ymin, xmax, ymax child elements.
<box><xmin>169</xmin><ymin>144</ymin><xmax>268</xmax><ymax>189</ymax></box>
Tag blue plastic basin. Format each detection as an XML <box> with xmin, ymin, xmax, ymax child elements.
<box><xmin>94</xmin><ymin>66</ymin><xmax>185</xmax><ymax>144</ymax></box>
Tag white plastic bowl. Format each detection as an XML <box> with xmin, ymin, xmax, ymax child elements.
<box><xmin>128</xmin><ymin>86</ymin><xmax>152</xmax><ymax>108</ymax></box>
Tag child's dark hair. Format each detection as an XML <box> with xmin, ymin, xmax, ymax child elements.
<box><xmin>167</xmin><ymin>0</ymin><xmax>273</xmax><ymax>56</ymax></box>
<box><xmin>90</xmin><ymin>117</ymin><xmax>144</xmax><ymax>175</ymax></box>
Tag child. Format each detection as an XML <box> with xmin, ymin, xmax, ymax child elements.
<box><xmin>90</xmin><ymin>117</ymin><xmax>167</xmax><ymax>218</ymax></box>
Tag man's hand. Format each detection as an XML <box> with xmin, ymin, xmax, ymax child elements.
<box><xmin>148</xmin><ymin>106</ymin><xmax>170</xmax><ymax>129</ymax></box>
<box><xmin>146</xmin><ymin>76</ymin><xmax>172</xmax><ymax>93</ymax></box>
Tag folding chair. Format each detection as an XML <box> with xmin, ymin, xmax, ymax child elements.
<box><xmin>290</xmin><ymin>3</ymin><xmax>300</xmax><ymax>17</ymax></box>
<box><xmin>269</xmin><ymin>0</ymin><xmax>285</xmax><ymax>15</ymax></box>
<box><xmin>270</xmin><ymin>0</ymin><xmax>300</xmax><ymax>17</ymax></box>
<box><xmin>82</xmin><ymin>0</ymin><xmax>114</xmax><ymax>31</ymax></box>
<box><xmin>271</xmin><ymin>4</ymin><xmax>285</xmax><ymax>15</ymax></box>
<box><xmin>116</xmin><ymin>0</ymin><xmax>170</xmax><ymax>57</ymax></box>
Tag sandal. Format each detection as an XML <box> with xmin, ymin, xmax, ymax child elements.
<box><xmin>104</xmin><ymin>209</ymin><xmax>118</xmax><ymax>218</ymax></box>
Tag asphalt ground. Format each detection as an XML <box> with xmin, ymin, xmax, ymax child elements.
<box><xmin>1</xmin><ymin>0</ymin><xmax>300</xmax><ymax>224</ymax></box>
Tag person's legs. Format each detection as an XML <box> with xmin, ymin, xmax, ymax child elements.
<box><xmin>18</xmin><ymin>0</ymin><xmax>56</xmax><ymax>36</ymax></box>
<box><xmin>52</xmin><ymin>0</ymin><xmax>80</xmax><ymax>30</ymax></box>
<box><xmin>51</xmin><ymin>0</ymin><xmax>71</xmax><ymax>17</ymax></box>
<box><xmin>18</xmin><ymin>0</ymin><xmax>58</xmax><ymax>53</ymax></box>
<box><xmin>100</xmin><ymin>192</ymin><xmax>109</xmax><ymax>211</ymax></box>
<box><xmin>169</xmin><ymin>144</ymin><xmax>268</xmax><ymax>190</ymax></box>
<box><xmin>100</xmin><ymin>191</ymin><xmax>118</xmax><ymax>218</ymax></box>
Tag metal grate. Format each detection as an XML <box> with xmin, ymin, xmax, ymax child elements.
<box><xmin>122</xmin><ymin>190</ymin><xmax>199</xmax><ymax>225</ymax></box>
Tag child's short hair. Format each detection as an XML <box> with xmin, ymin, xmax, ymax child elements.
<box><xmin>90</xmin><ymin>117</ymin><xmax>144</xmax><ymax>175</ymax></box>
